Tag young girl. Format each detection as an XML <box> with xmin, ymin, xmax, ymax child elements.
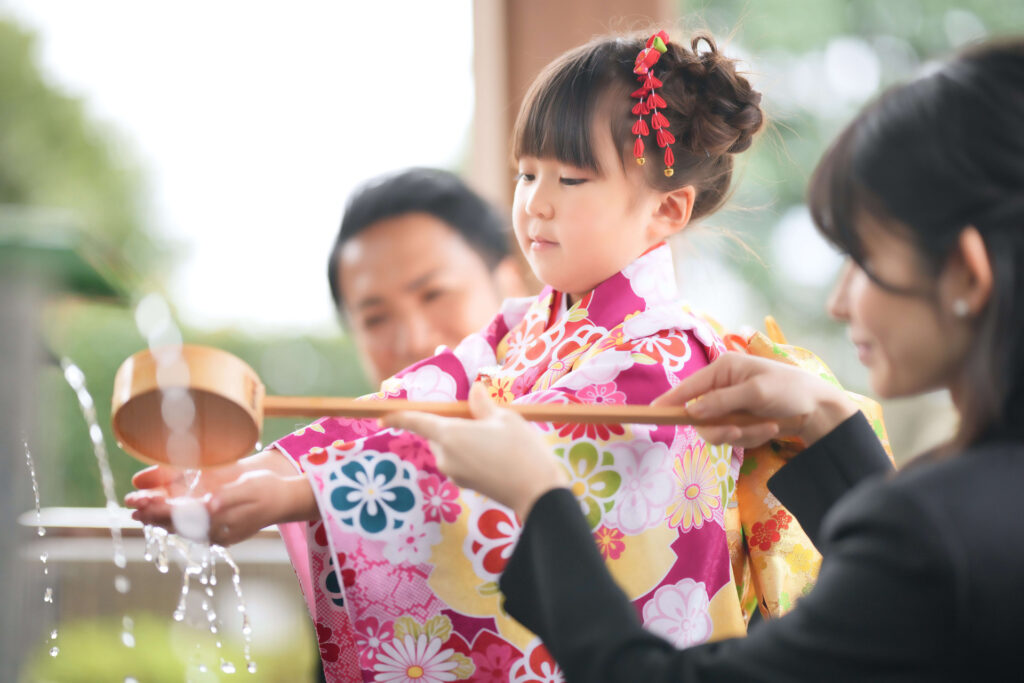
<box><xmin>385</xmin><ymin>37</ymin><xmax>1024</xmax><ymax>683</ymax></box>
<box><xmin>130</xmin><ymin>30</ymin><xmax>769</xmax><ymax>682</ymax></box>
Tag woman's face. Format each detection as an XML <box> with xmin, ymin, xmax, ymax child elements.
<box><xmin>827</xmin><ymin>217</ymin><xmax>974</xmax><ymax>399</ymax></box>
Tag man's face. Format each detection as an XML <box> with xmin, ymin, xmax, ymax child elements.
<box><xmin>339</xmin><ymin>212</ymin><xmax>505</xmax><ymax>384</ymax></box>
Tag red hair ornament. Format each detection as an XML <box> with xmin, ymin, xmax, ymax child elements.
<box><xmin>631</xmin><ymin>31</ymin><xmax>675</xmax><ymax>177</ymax></box>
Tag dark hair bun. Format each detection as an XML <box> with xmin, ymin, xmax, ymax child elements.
<box><xmin>664</xmin><ymin>34</ymin><xmax>764</xmax><ymax>157</ymax></box>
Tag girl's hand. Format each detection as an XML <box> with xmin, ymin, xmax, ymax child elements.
<box><xmin>385</xmin><ymin>383</ymin><xmax>568</xmax><ymax>520</ymax></box>
<box><xmin>125</xmin><ymin>448</ymin><xmax>318</xmax><ymax>545</ymax></box>
<box><xmin>655</xmin><ymin>352</ymin><xmax>858</xmax><ymax>448</ymax></box>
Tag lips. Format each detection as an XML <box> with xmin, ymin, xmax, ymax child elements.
<box><xmin>528</xmin><ymin>236</ymin><xmax>558</xmax><ymax>250</ymax></box>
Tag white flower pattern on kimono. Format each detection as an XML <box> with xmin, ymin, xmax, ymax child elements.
<box><xmin>553</xmin><ymin>348</ymin><xmax>635</xmax><ymax>391</ymax></box>
<box><xmin>605</xmin><ymin>440</ymin><xmax>674</xmax><ymax>534</ymax></box>
<box><xmin>452</xmin><ymin>333</ymin><xmax>497</xmax><ymax>382</ymax></box>
<box><xmin>401</xmin><ymin>364</ymin><xmax>459</xmax><ymax>402</ymax></box>
<box><xmin>642</xmin><ymin>578</ymin><xmax>713</xmax><ymax>649</ymax></box>
<box><xmin>621</xmin><ymin>248</ymin><xmax>677</xmax><ymax>304</ymax></box>
<box><xmin>382</xmin><ymin>518</ymin><xmax>442</xmax><ymax>566</ymax></box>
<box><xmin>374</xmin><ymin>633</ymin><xmax>460</xmax><ymax>683</ymax></box>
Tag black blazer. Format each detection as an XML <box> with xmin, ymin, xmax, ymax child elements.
<box><xmin>500</xmin><ymin>413</ymin><xmax>1024</xmax><ymax>682</ymax></box>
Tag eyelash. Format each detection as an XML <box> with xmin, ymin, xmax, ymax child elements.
<box><xmin>514</xmin><ymin>173</ymin><xmax>588</xmax><ymax>186</ymax></box>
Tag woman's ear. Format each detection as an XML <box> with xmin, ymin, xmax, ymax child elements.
<box><xmin>650</xmin><ymin>185</ymin><xmax>696</xmax><ymax>240</ymax></box>
<box><xmin>945</xmin><ymin>226</ymin><xmax>994</xmax><ymax>317</ymax></box>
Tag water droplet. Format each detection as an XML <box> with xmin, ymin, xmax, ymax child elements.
<box><xmin>43</xmin><ymin>588</ymin><xmax>53</xmax><ymax>603</ymax></box>
<box><xmin>113</xmin><ymin>552</ymin><xmax>128</xmax><ymax>569</ymax></box>
<box><xmin>121</xmin><ymin>631</ymin><xmax>135</xmax><ymax>648</ymax></box>
<box><xmin>242</xmin><ymin>624</ymin><xmax>252</xmax><ymax>636</ymax></box>
<box><xmin>157</xmin><ymin>563</ymin><xmax>169</xmax><ymax>574</ymax></box>
<box><xmin>125</xmin><ymin>677</ymin><xmax>139</xmax><ymax>683</ymax></box>
<box><xmin>49</xmin><ymin>647</ymin><xmax>59</xmax><ymax>657</ymax></box>
<box><xmin>39</xmin><ymin>552</ymin><xmax>48</xmax><ymax>563</ymax></box>
<box><xmin>115</xmin><ymin>575</ymin><xmax>131</xmax><ymax>593</ymax></box>
<box><xmin>173</xmin><ymin>610</ymin><xmax>185</xmax><ymax>622</ymax></box>
<box><xmin>247</xmin><ymin>662</ymin><xmax>257</xmax><ymax>674</ymax></box>
<box><xmin>198</xmin><ymin>664</ymin><xmax>208</xmax><ymax>673</ymax></box>
<box><xmin>50</xmin><ymin>629</ymin><xmax>58</xmax><ymax>640</ymax></box>
<box><xmin>37</xmin><ymin>528</ymin><xmax>45</xmax><ymax>537</ymax></box>
<box><xmin>221</xmin><ymin>661</ymin><xmax>236</xmax><ymax>674</ymax></box>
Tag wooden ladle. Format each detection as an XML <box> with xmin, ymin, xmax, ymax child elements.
<box><xmin>112</xmin><ymin>344</ymin><xmax>741</xmax><ymax>468</ymax></box>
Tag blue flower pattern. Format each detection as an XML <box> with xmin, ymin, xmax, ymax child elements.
<box><xmin>327</xmin><ymin>451</ymin><xmax>418</xmax><ymax>535</ymax></box>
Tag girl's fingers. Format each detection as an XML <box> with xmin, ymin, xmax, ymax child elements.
<box><xmin>467</xmin><ymin>382</ymin><xmax>499</xmax><ymax>419</ymax></box>
<box><xmin>131</xmin><ymin>465</ymin><xmax>180</xmax><ymax>489</ymax></box>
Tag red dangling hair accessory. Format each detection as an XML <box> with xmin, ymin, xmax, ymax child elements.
<box><xmin>631</xmin><ymin>31</ymin><xmax>675</xmax><ymax>177</ymax></box>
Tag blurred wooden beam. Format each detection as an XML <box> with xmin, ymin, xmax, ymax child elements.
<box><xmin>470</xmin><ymin>0</ymin><xmax>675</xmax><ymax>209</ymax></box>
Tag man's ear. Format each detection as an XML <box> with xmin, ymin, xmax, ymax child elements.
<box><xmin>650</xmin><ymin>185</ymin><xmax>696</xmax><ymax>241</ymax></box>
<box><xmin>945</xmin><ymin>225</ymin><xmax>994</xmax><ymax>316</ymax></box>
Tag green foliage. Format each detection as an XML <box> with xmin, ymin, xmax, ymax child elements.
<box><xmin>20</xmin><ymin>614</ymin><xmax>316</xmax><ymax>682</ymax></box>
<box><xmin>0</xmin><ymin>18</ymin><xmax>155</xmax><ymax>291</ymax></box>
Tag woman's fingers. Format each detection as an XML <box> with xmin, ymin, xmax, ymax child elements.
<box><xmin>384</xmin><ymin>410</ymin><xmax>451</xmax><ymax>443</ymax></box>
<box><xmin>696</xmin><ymin>422</ymin><xmax>781</xmax><ymax>449</ymax></box>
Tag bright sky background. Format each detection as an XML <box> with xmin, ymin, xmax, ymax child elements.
<box><xmin>2</xmin><ymin>0</ymin><xmax>475</xmax><ymax>333</ymax></box>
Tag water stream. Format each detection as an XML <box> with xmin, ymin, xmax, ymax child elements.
<box><xmin>24</xmin><ymin>440</ymin><xmax>59</xmax><ymax>656</ymax></box>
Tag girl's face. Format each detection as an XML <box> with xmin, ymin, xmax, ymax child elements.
<box><xmin>512</xmin><ymin>123</ymin><xmax>665</xmax><ymax>298</ymax></box>
<box><xmin>827</xmin><ymin>217</ymin><xmax>973</xmax><ymax>399</ymax></box>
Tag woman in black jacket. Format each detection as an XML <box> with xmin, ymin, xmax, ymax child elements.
<box><xmin>388</xmin><ymin>38</ymin><xmax>1024</xmax><ymax>681</ymax></box>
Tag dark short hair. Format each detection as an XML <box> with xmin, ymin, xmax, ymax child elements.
<box><xmin>808</xmin><ymin>38</ymin><xmax>1024</xmax><ymax>447</ymax></box>
<box><xmin>327</xmin><ymin>168</ymin><xmax>510</xmax><ymax>311</ymax></box>
<box><xmin>512</xmin><ymin>31</ymin><xmax>764</xmax><ymax>221</ymax></box>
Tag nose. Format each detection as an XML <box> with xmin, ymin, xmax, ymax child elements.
<box><xmin>393</xmin><ymin>310</ymin><xmax>442</xmax><ymax>366</ymax></box>
<box><xmin>827</xmin><ymin>260</ymin><xmax>853</xmax><ymax>321</ymax></box>
<box><xmin>523</xmin><ymin>180</ymin><xmax>554</xmax><ymax>220</ymax></box>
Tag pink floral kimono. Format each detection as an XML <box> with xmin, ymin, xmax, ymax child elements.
<box><xmin>274</xmin><ymin>243</ymin><xmax>752</xmax><ymax>682</ymax></box>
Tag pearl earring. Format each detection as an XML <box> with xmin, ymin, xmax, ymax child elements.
<box><xmin>952</xmin><ymin>298</ymin><xmax>970</xmax><ymax>318</ymax></box>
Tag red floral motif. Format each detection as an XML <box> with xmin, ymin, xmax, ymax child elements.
<box><xmin>594</xmin><ymin>525</ymin><xmax>625</xmax><ymax>560</ymax></box>
<box><xmin>553</xmin><ymin>394</ymin><xmax>626</xmax><ymax>441</ymax></box>
<box><xmin>510</xmin><ymin>641</ymin><xmax>564</xmax><ymax>683</ymax></box>
<box><xmin>354</xmin><ymin>616</ymin><xmax>394</xmax><ymax>670</ymax></box>
<box><xmin>306</xmin><ymin>446</ymin><xmax>329</xmax><ymax>466</ymax></box>
<box><xmin>419</xmin><ymin>474</ymin><xmax>462</xmax><ymax>523</ymax></box>
<box><xmin>316</xmin><ymin>622</ymin><xmax>340</xmax><ymax>662</ymax></box>
<box><xmin>772</xmin><ymin>509</ymin><xmax>793</xmax><ymax>531</ymax></box>
<box><xmin>577</xmin><ymin>382</ymin><xmax>626</xmax><ymax>406</ymax></box>
<box><xmin>387</xmin><ymin>431</ymin><xmax>435</xmax><ymax>468</ymax></box>
<box><xmin>469</xmin><ymin>631</ymin><xmax>522</xmax><ymax>683</ymax></box>
<box><xmin>622</xmin><ymin>332</ymin><xmax>690</xmax><ymax>365</ymax></box>
<box><xmin>749</xmin><ymin>518</ymin><xmax>784</xmax><ymax>552</ymax></box>
<box><xmin>311</xmin><ymin>519</ymin><xmax>329</xmax><ymax>547</ymax></box>
<box><xmin>469</xmin><ymin>507</ymin><xmax>521</xmax><ymax>576</ymax></box>
<box><xmin>336</xmin><ymin>553</ymin><xmax>356</xmax><ymax>589</ymax></box>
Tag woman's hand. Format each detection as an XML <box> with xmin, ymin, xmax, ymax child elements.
<box><xmin>656</xmin><ymin>352</ymin><xmax>858</xmax><ymax>448</ymax></box>
<box><xmin>385</xmin><ymin>383</ymin><xmax>568</xmax><ymax>520</ymax></box>
<box><xmin>125</xmin><ymin>448</ymin><xmax>318</xmax><ymax>545</ymax></box>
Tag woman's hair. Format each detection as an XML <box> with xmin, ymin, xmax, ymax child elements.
<box><xmin>511</xmin><ymin>31</ymin><xmax>764</xmax><ymax>221</ymax></box>
<box><xmin>808</xmin><ymin>38</ymin><xmax>1024</xmax><ymax>447</ymax></box>
<box><xmin>327</xmin><ymin>167</ymin><xmax>510</xmax><ymax>313</ymax></box>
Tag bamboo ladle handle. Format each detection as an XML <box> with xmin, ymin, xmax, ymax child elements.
<box><xmin>262</xmin><ymin>395</ymin><xmax>762</xmax><ymax>427</ymax></box>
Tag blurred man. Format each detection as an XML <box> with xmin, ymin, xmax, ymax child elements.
<box><xmin>328</xmin><ymin>167</ymin><xmax>526</xmax><ymax>384</ymax></box>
